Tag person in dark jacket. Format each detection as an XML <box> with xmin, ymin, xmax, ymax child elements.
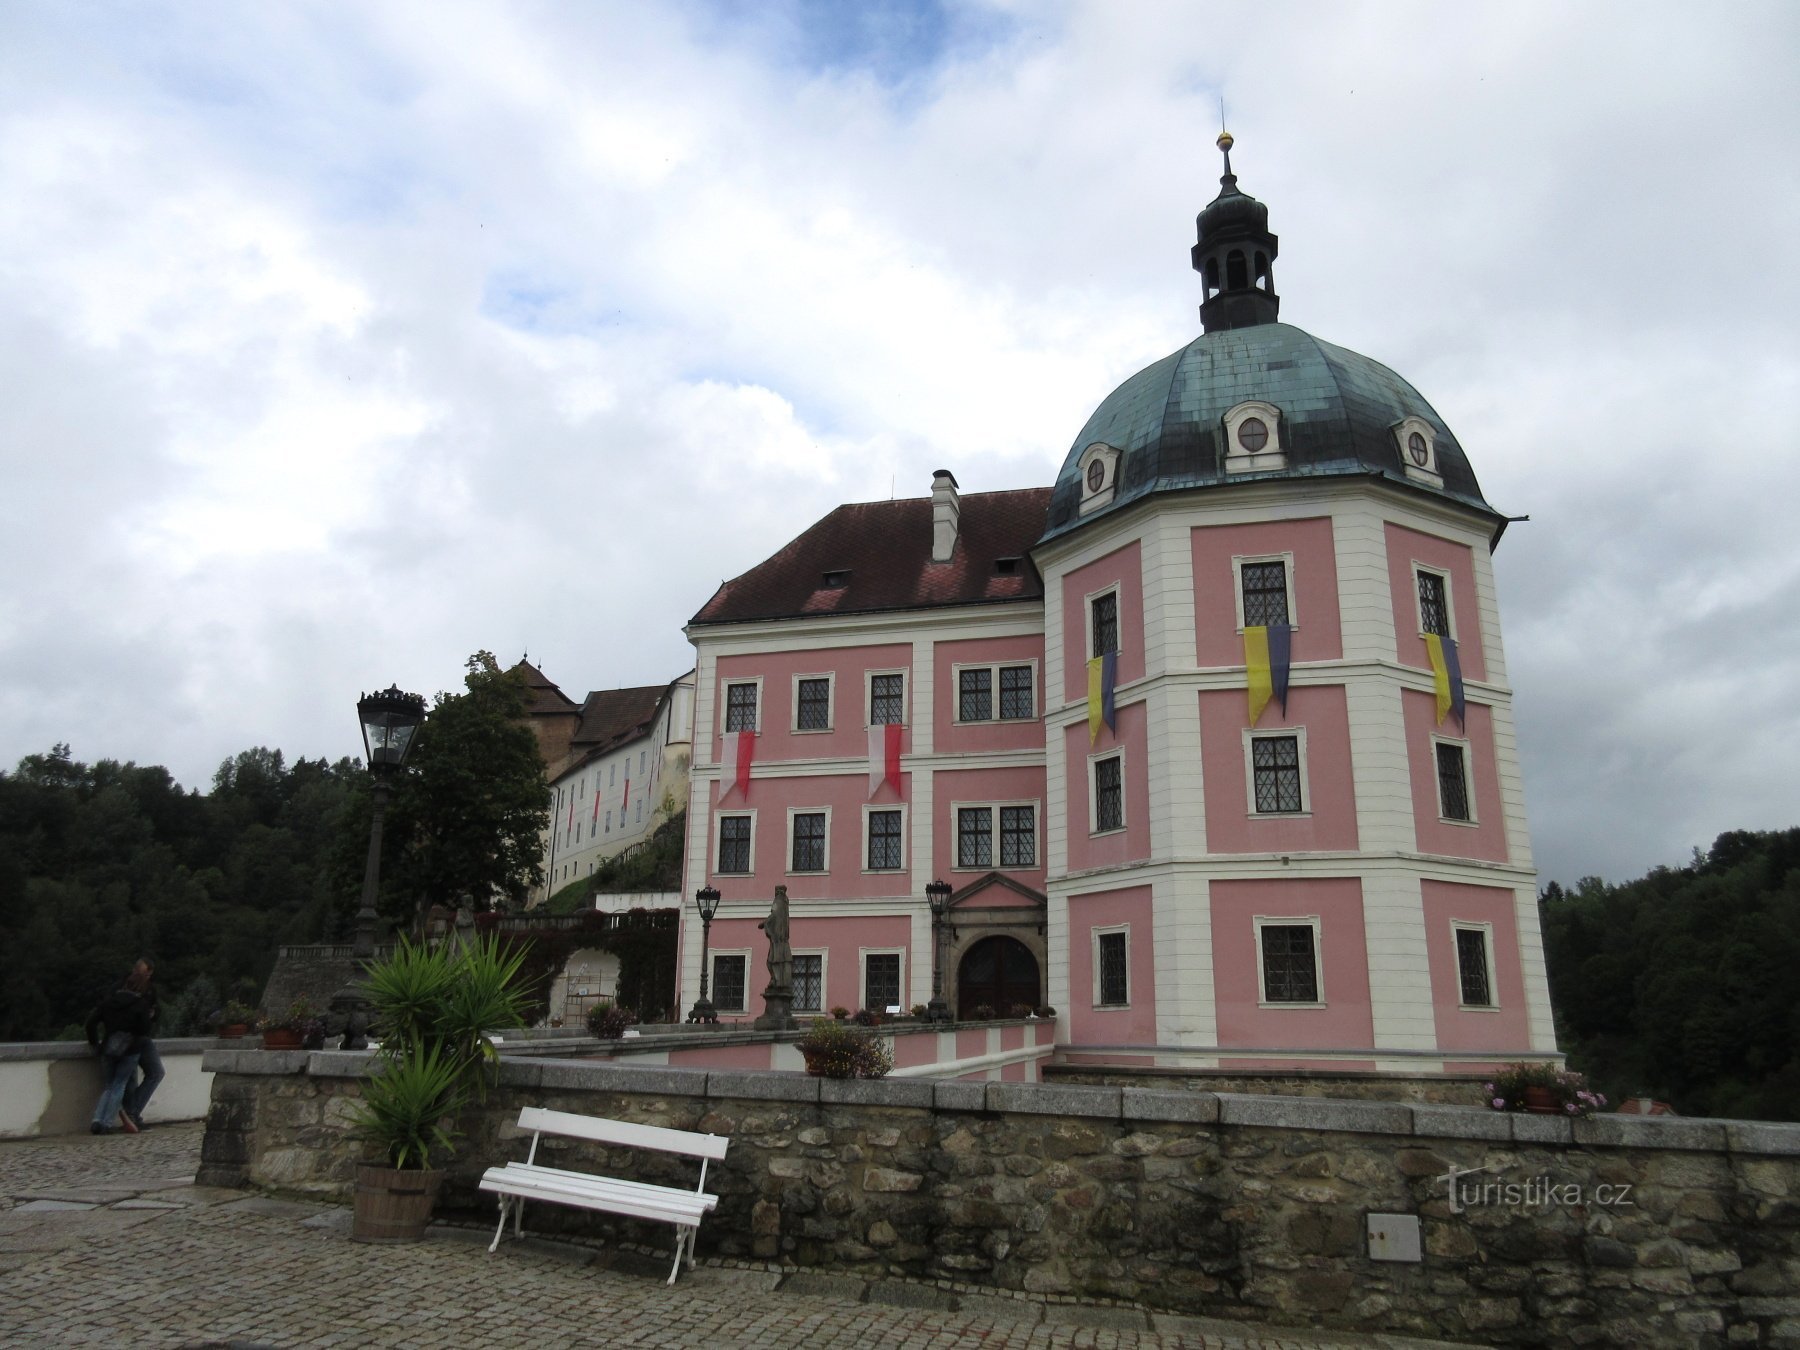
<box><xmin>85</xmin><ymin>958</ymin><xmax>159</xmax><ymax>1135</ymax></box>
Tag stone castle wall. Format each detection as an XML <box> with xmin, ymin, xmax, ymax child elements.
<box><xmin>199</xmin><ymin>1050</ymin><xmax>1800</xmax><ymax>1348</ymax></box>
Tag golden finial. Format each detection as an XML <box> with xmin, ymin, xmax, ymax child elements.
<box><xmin>1216</xmin><ymin>130</ymin><xmax>1233</xmax><ymax>153</ymax></box>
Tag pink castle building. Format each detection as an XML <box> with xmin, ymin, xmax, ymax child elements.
<box><xmin>679</xmin><ymin>138</ymin><xmax>1555</xmax><ymax>1078</ymax></box>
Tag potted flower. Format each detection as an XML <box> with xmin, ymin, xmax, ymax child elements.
<box><xmin>794</xmin><ymin>1017</ymin><xmax>892</xmax><ymax>1079</ymax></box>
<box><xmin>1485</xmin><ymin>1062</ymin><xmax>1606</xmax><ymax>1117</ymax></box>
<box><xmin>217</xmin><ymin>1000</ymin><xmax>258</xmax><ymax>1039</ymax></box>
<box><xmin>347</xmin><ymin>934</ymin><xmax>530</xmax><ymax>1242</ymax></box>
<box><xmin>257</xmin><ymin>996</ymin><xmax>325</xmax><ymax>1051</ymax></box>
<box><xmin>585</xmin><ymin>1000</ymin><xmax>636</xmax><ymax>1040</ymax></box>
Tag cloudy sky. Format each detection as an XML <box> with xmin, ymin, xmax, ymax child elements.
<box><xmin>2</xmin><ymin>0</ymin><xmax>1796</xmax><ymax>888</ymax></box>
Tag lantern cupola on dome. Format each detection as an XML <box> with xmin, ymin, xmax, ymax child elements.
<box><xmin>1192</xmin><ymin>130</ymin><xmax>1280</xmax><ymax>333</ymax></box>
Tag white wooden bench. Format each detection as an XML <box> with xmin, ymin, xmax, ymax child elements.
<box><xmin>478</xmin><ymin>1106</ymin><xmax>729</xmax><ymax>1284</ymax></box>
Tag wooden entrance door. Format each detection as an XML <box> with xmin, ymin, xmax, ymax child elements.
<box><xmin>956</xmin><ymin>936</ymin><xmax>1040</xmax><ymax>1018</ymax></box>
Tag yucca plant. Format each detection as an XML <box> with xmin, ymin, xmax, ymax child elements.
<box><xmin>350</xmin><ymin>1041</ymin><xmax>468</xmax><ymax>1170</ymax></box>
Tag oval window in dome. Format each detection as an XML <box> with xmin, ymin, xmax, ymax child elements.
<box><xmin>1407</xmin><ymin>431</ymin><xmax>1429</xmax><ymax>466</ymax></box>
<box><xmin>1238</xmin><ymin>417</ymin><xmax>1269</xmax><ymax>453</ymax></box>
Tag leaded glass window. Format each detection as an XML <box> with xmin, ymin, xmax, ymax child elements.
<box><xmin>957</xmin><ymin>807</ymin><xmax>992</xmax><ymax>867</ymax></box>
<box><xmin>870</xmin><ymin>673</ymin><xmax>904</xmax><ymax>725</ymax></box>
<box><xmin>999</xmin><ymin>665</ymin><xmax>1034</xmax><ymax>720</ymax></box>
<box><xmin>791</xmin><ymin>812</ymin><xmax>826</xmax><ymax>872</ymax></box>
<box><xmin>1091</xmin><ymin>591</ymin><xmax>1118</xmax><ymax>657</ymax></box>
<box><xmin>1095</xmin><ymin>756</ymin><xmax>1123</xmax><ymax>832</ymax></box>
<box><xmin>1455</xmin><ymin>928</ymin><xmax>1492</xmax><ymax>1006</ymax></box>
<box><xmin>1252</xmin><ymin>735</ymin><xmax>1302</xmax><ymax>813</ymax></box>
<box><xmin>1098</xmin><ymin>931</ymin><xmax>1128</xmax><ymax>1006</ymax></box>
<box><xmin>796</xmin><ymin>677</ymin><xmax>830</xmax><ymax>730</ymax></box>
<box><xmin>793</xmin><ymin>954</ymin><xmax>822</xmax><ymax>1012</ymax></box>
<box><xmin>713</xmin><ymin>954</ymin><xmax>747</xmax><ymax>1013</ymax></box>
<box><xmin>1418</xmin><ymin>571</ymin><xmax>1450</xmax><ymax>637</ymax></box>
<box><xmin>1241</xmin><ymin>560</ymin><xmax>1289</xmax><ymax>627</ymax></box>
<box><xmin>999</xmin><ymin>806</ymin><xmax>1035</xmax><ymax>867</ymax></box>
<box><xmin>725</xmin><ymin>682</ymin><xmax>758</xmax><ymax>731</ymax></box>
<box><xmin>1261</xmin><ymin>925</ymin><xmax>1318</xmax><ymax>1003</ymax></box>
<box><xmin>958</xmin><ymin>668</ymin><xmax>991</xmax><ymax>722</ymax></box>
<box><xmin>718</xmin><ymin>816</ymin><xmax>751</xmax><ymax>873</ymax></box>
<box><xmin>1437</xmin><ymin>742</ymin><xmax>1471</xmax><ymax>821</ymax></box>
<box><xmin>867</xmin><ymin>809</ymin><xmax>902</xmax><ymax>870</ymax></box>
<box><xmin>864</xmin><ymin>953</ymin><xmax>900</xmax><ymax>1012</ymax></box>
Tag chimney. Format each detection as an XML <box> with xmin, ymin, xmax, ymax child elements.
<box><xmin>930</xmin><ymin>470</ymin><xmax>960</xmax><ymax>562</ymax></box>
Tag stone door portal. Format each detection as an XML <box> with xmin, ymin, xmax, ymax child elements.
<box><xmin>956</xmin><ymin>935</ymin><xmax>1040</xmax><ymax>1018</ymax></box>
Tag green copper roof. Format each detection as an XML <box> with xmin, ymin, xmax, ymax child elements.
<box><xmin>1040</xmin><ymin>323</ymin><xmax>1496</xmax><ymax>542</ymax></box>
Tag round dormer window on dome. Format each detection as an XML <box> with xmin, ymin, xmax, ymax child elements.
<box><xmin>1392</xmin><ymin>416</ymin><xmax>1442</xmax><ymax>487</ymax></box>
<box><xmin>1223</xmin><ymin>401</ymin><xmax>1284</xmax><ymax>474</ymax></box>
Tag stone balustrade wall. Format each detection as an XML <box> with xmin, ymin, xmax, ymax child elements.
<box><xmin>198</xmin><ymin>1050</ymin><xmax>1800</xmax><ymax>1348</ymax></box>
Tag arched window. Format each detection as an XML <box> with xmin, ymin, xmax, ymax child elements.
<box><xmin>1203</xmin><ymin>256</ymin><xmax>1220</xmax><ymax>298</ymax></box>
<box><xmin>1227</xmin><ymin>249</ymin><xmax>1248</xmax><ymax>290</ymax></box>
<box><xmin>1254</xmin><ymin>252</ymin><xmax>1270</xmax><ymax>291</ymax></box>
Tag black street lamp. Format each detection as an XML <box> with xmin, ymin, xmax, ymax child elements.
<box><xmin>687</xmin><ymin>886</ymin><xmax>722</xmax><ymax>1025</ymax></box>
<box><xmin>926</xmin><ymin>879</ymin><xmax>953</xmax><ymax>1023</ymax></box>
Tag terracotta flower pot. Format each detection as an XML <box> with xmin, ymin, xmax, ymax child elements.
<box><xmin>261</xmin><ymin>1028</ymin><xmax>304</xmax><ymax>1050</ymax></box>
<box><xmin>218</xmin><ymin>1023</ymin><xmax>249</xmax><ymax>1040</ymax></box>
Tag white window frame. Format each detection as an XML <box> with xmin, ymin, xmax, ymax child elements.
<box><xmin>1083</xmin><ymin>583</ymin><xmax>1122</xmax><ymax>660</ymax></box>
<box><xmin>1077</xmin><ymin>440</ymin><xmax>1120</xmax><ymax>516</ymax></box>
<box><xmin>1393</xmin><ymin>415</ymin><xmax>1443</xmax><ymax>487</ymax></box>
<box><xmin>950</xmin><ymin>799</ymin><xmax>1040</xmax><ymax>871</ymax></box>
<box><xmin>1412</xmin><ymin>563</ymin><xmax>1457</xmax><ymax>641</ymax></box>
<box><xmin>950</xmin><ymin>659</ymin><xmax>1039</xmax><ymax>725</ymax></box>
<box><xmin>1231</xmin><ymin>551</ymin><xmax>1299</xmax><ymax>631</ymax></box>
<box><xmin>1431</xmin><ymin>734</ymin><xmax>1477</xmax><ymax>826</ymax></box>
<box><xmin>791</xmin><ymin>949</ymin><xmax>828</xmax><ymax>1014</ymax></box>
<box><xmin>1088</xmin><ymin>748</ymin><xmax>1127</xmax><ymax>836</ymax></box>
<box><xmin>1450</xmin><ymin>920</ymin><xmax>1499</xmax><ymax>1011</ymax></box>
<box><xmin>721</xmin><ymin>676</ymin><xmax>763</xmax><ymax>734</ymax></box>
<box><xmin>1223</xmin><ymin>400</ymin><xmax>1286</xmax><ymax>474</ymax></box>
<box><xmin>710</xmin><ymin>949</ymin><xmax>751</xmax><ymax>1015</ymax></box>
<box><xmin>791</xmin><ymin>671</ymin><xmax>836</xmax><ymax>734</ymax></box>
<box><xmin>858</xmin><ymin>948</ymin><xmax>906</xmax><ymax>1013</ymax></box>
<box><xmin>1253</xmin><ymin>914</ymin><xmax>1325</xmax><ymax>1007</ymax></box>
<box><xmin>786</xmin><ymin>805</ymin><xmax>833</xmax><ymax>875</ymax></box>
<box><xmin>715</xmin><ymin>809</ymin><xmax>757</xmax><ymax>876</ymax></box>
<box><xmin>862</xmin><ymin>803</ymin><xmax>908</xmax><ymax>873</ymax></box>
<box><xmin>1092</xmin><ymin>924</ymin><xmax>1130</xmax><ymax>1009</ymax></box>
<box><xmin>1243</xmin><ymin>727</ymin><xmax>1311</xmax><ymax>816</ymax></box>
<box><xmin>864</xmin><ymin>668</ymin><xmax>908</xmax><ymax>727</ymax></box>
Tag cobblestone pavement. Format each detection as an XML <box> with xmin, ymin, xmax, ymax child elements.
<box><xmin>0</xmin><ymin>1125</ymin><xmax>1479</xmax><ymax>1350</ymax></box>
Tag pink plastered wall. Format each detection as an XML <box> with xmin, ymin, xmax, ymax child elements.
<box><xmin>707</xmin><ymin>772</ymin><xmax>915</xmax><ymax>898</ymax></box>
<box><xmin>1400</xmin><ymin>690</ymin><xmax>1509</xmax><ymax>863</ymax></box>
<box><xmin>1059</xmin><ymin>539</ymin><xmax>1145</xmax><ymax>703</ymax></box>
<box><xmin>1209</xmin><ymin>877</ymin><xmax>1374</xmax><ymax>1050</ymax></box>
<box><xmin>1384</xmin><ymin>523</ymin><xmax>1487</xmax><ymax>682</ymax></box>
<box><xmin>698</xmin><ymin>913</ymin><xmax>913</xmax><ymax>1018</ymax></box>
<box><xmin>1197</xmin><ymin>686</ymin><xmax>1359</xmax><ymax>853</ymax></box>
<box><xmin>934</xmin><ymin>764</ymin><xmax>1047</xmax><ymax>888</ymax></box>
<box><xmin>1420</xmin><ymin>880</ymin><xmax>1530</xmax><ymax>1052</ymax></box>
<box><xmin>933</xmin><ymin>633</ymin><xmax>1046</xmax><ymax>756</ymax></box>
<box><xmin>1062</xmin><ymin>701</ymin><xmax>1151</xmax><ymax>871</ymax></box>
<box><xmin>1066</xmin><ymin>885</ymin><xmax>1156</xmax><ymax>1045</ymax></box>
<box><xmin>714</xmin><ymin>643</ymin><xmax>913</xmax><ymax>764</ymax></box>
<box><xmin>1191</xmin><ymin>517</ymin><xmax>1343</xmax><ymax>667</ymax></box>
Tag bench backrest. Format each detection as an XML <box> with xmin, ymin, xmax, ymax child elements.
<box><xmin>516</xmin><ymin>1106</ymin><xmax>729</xmax><ymax>1162</ymax></box>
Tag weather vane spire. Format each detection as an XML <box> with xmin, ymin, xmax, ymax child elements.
<box><xmin>1216</xmin><ymin>99</ymin><xmax>1234</xmax><ymax>179</ymax></box>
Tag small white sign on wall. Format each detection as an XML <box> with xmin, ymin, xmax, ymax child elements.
<box><xmin>1367</xmin><ymin>1213</ymin><xmax>1422</xmax><ymax>1262</ymax></box>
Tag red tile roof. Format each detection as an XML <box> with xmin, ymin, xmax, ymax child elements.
<box><xmin>690</xmin><ymin>487</ymin><xmax>1051</xmax><ymax>627</ymax></box>
<box><xmin>513</xmin><ymin>659</ymin><xmax>579</xmax><ymax>715</ymax></box>
<box><xmin>571</xmin><ymin>684</ymin><xmax>667</xmax><ymax>755</ymax></box>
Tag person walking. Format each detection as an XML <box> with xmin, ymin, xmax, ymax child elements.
<box><xmin>84</xmin><ymin>958</ymin><xmax>161</xmax><ymax>1135</ymax></box>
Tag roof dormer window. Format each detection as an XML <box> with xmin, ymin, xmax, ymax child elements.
<box><xmin>1077</xmin><ymin>441</ymin><xmax>1120</xmax><ymax>515</ymax></box>
<box><xmin>822</xmin><ymin>569</ymin><xmax>851</xmax><ymax>589</ymax></box>
<box><xmin>1223</xmin><ymin>401</ymin><xmax>1286</xmax><ymax>474</ymax></box>
<box><xmin>1392</xmin><ymin>416</ymin><xmax>1443</xmax><ymax>488</ymax></box>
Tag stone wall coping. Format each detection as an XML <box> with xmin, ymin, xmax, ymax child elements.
<box><xmin>253</xmin><ymin>1053</ymin><xmax>1800</xmax><ymax>1154</ymax></box>
<box><xmin>1</xmin><ymin>1036</ymin><xmax>242</xmax><ymax>1063</ymax></box>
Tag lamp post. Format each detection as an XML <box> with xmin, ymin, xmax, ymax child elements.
<box><xmin>687</xmin><ymin>885</ymin><xmax>722</xmax><ymax>1024</ymax></box>
<box><xmin>926</xmin><ymin>878</ymin><xmax>953</xmax><ymax>1023</ymax></box>
<box><xmin>331</xmin><ymin>685</ymin><xmax>426</xmax><ymax>1050</ymax></box>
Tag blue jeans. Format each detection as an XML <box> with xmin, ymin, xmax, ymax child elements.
<box><xmin>124</xmin><ymin>1039</ymin><xmax>164</xmax><ymax>1124</ymax></box>
<box><xmin>92</xmin><ymin>1050</ymin><xmax>141</xmax><ymax>1129</ymax></box>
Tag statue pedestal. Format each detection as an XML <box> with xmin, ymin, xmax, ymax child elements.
<box><xmin>755</xmin><ymin>984</ymin><xmax>796</xmax><ymax>1031</ymax></box>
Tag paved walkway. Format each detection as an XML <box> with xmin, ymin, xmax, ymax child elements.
<box><xmin>0</xmin><ymin>1124</ymin><xmax>1477</xmax><ymax>1349</ymax></box>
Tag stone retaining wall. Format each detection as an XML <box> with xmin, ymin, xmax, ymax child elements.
<box><xmin>199</xmin><ymin>1050</ymin><xmax>1800</xmax><ymax>1348</ymax></box>
<box><xmin>1045</xmin><ymin>1064</ymin><xmax>1491</xmax><ymax>1105</ymax></box>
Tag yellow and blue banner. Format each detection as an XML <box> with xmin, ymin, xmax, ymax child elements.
<box><xmin>1245</xmin><ymin>624</ymin><xmax>1293</xmax><ymax>725</ymax></box>
<box><xmin>1424</xmin><ymin>633</ymin><xmax>1465</xmax><ymax>727</ymax></box>
<box><xmin>1087</xmin><ymin>650</ymin><xmax>1117</xmax><ymax>744</ymax></box>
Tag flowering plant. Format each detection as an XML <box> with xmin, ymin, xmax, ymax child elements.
<box><xmin>1484</xmin><ymin>1062</ymin><xmax>1606</xmax><ymax>1117</ymax></box>
<box><xmin>218</xmin><ymin>999</ymin><xmax>259</xmax><ymax>1027</ymax></box>
<box><xmin>795</xmin><ymin>1017</ymin><xmax>891</xmax><ymax>1079</ymax></box>
<box><xmin>585</xmin><ymin>1000</ymin><xmax>636</xmax><ymax>1039</ymax></box>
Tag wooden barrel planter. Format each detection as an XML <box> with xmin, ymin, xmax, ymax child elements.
<box><xmin>1522</xmin><ymin>1085</ymin><xmax>1561</xmax><ymax>1115</ymax></box>
<box><xmin>351</xmin><ymin>1165</ymin><xmax>444</xmax><ymax>1243</ymax></box>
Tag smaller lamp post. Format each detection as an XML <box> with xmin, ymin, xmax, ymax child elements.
<box><xmin>687</xmin><ymin>885</ymin><xmax>722</xmax><ymax>1025</ymax></box>
<box><xmin>925</xmin><ymin>878</ymin><xmax>953</xmax><ymax>1023</ymax></box>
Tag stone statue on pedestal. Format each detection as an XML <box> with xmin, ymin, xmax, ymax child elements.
<box><xmin>754</xmin><ymin>885</ymin><xmax>795</xmax><ymax>1030</ymax></box>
